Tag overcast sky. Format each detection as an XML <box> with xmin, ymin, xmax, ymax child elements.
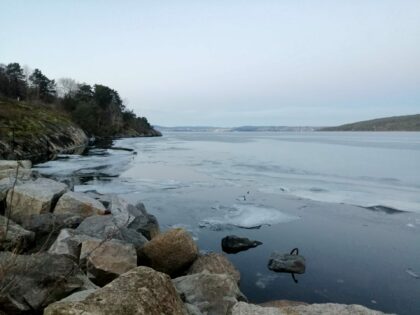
<box><xmin>1</xmin><ymin>1</ymin><xmax>420</xmax><ymax>126</ymax></box>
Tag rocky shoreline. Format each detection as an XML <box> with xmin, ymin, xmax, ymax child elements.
<box><xmin>0</xmin><ymin>160</ymin><xmax>391</xmax><ymax>314</ymax></box>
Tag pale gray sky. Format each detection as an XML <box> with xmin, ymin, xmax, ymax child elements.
<box><xmin>1</xmin><ymin>0</ymin><xmax>420</xmax><ymax>126</ymax></box>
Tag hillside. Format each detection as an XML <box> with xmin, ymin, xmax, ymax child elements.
<box><xmin>320</xmin><ymin>114</ymin><xmax>420</xmax><ymax>131</ymax></box>
<box><xmin>0</xmin><ymin>98</ymin><xmax>88</xmax><ymax>162</ymax></box>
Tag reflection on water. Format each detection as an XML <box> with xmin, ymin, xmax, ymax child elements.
<box><xmin>35</xmin><ymin>132</ymin><xmax>420</xmax><ymax>315</ymax></box>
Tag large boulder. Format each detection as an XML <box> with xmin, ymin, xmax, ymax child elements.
<box><xmin>173</xmin><ymin>271</ymin><xmax>247</xmax><ymax>315</ymax></box>
<box><xmin>231</xmin><ymin>302</ymin><xmax>390</xmax><ymax>315</ymax></box>
<box><xmin>139</xmin><ymin>228</ymin><xmax>198</xmax><ymax>276</ymax></box>
<box><xmin>187</xmin><ymin>253</ymin><xmax>240</xmax><ymax>283</ymax></box>
<box><xmin>75</xmin><ymin>215</ymin><xmax>148</xmax><ymax>254</ymax></box>
<box><xmin>44</xmin><ymin>266</ymin><xmax>187</xmax><ymax>315</ymax></box>
<box><xmin>221</xmin><ymin>235</ymin><xmax>262</xmax><ymax>254</ymax></box>
<box><xmin>0</xmin><ymin>215</ymin><xmax>34</xmax><ymax>251</ymax></box>
<box><xmin>79</xmin><ymin>238</ymin><xmax>137</xmax><ymax>286</ymax></box>
<box><xmin>0</xmin><ymin>252</ymin><xmax>96</xmax><ymax>314</ymax></box>
<box><xmin>54</xmin><ymin>191</ymin><xmax>107</xmax><ymax>218</ymax></box>
<box><xmin>6</xmin><ymin>178</ymin><xmax>68</xmax><ymax>221</ymax></box>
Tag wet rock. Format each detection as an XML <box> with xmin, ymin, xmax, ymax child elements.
<box><xmin>268</xmin><ymin>250</ymin><xmax>306</xmax><ymax>274</ymax></box>
<box><xmin>79</xmin><ymin>238</ymin><xmax>137</xmax><ymax>286</ymax></box>
<box><xmin>221</xmin><ymin>235</ymin><xmax>262</xmax><ymax>254</ymax></box>
<box><xmin>0</xmin><ymin>215</ymin><xmax>35</xmax><ymax>251</ymax></box>
<box><xmin>173</xmin><ymin>271</ymin><xmax>247</xmax><ymax>315</ymax></box>
<box><xmin>54</xmin><ymin>191</ymin><xmax>107</xmax><ymax>218</ymax></box>
<box><xmin>75</xmin><ymin>215</ymin><xmax>148</xmax><ymax>254</ymax></box>
<box><xmin>139</xmin><ymin>228</ymin><xmax>198</xmax><ymax>276</ymax></box>
<box><xmin>187</xmin><ymin>252</ymin><xmax>240</xmax><ymax>283</ymax></box>
<box><xmin>48</xmin><ymin>228</ymin><xmax>96</xmax><ymax>261</ymax></box>
<box><xmin>0</xmin><ymin>252</ymin><xmax>96</xmax><ymax>314</ymax></box>
<box><xmin>44</xmin><ymin>266</ymin><xmax>186</xmax><ymax>315</ymax></box>
<box><xmin>6</xmin><ymin>178</ymin><xmax>68</xmax><ymax>222</ymax></box>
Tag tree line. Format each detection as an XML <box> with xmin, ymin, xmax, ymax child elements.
<box><xmin>0</xmin><ymin>62</ymin><xmax>155</xmax><ymax>137</ymax></box>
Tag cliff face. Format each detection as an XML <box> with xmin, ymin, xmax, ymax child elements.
<box><xmin>0</xmin><ymin>99</ymin><xmax>88</xmax><ymax>163</ymax></box>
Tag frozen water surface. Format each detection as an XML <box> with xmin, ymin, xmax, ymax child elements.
<box><xmin>35</xmin><ymin>132</ymin><xmax>420</xmax><ymax>315</ymax></box>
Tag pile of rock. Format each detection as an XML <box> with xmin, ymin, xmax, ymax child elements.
<box><xmin>0</xmin><ymin>160</ymin><xmax>391</xmax><ymax>314</ymax></box>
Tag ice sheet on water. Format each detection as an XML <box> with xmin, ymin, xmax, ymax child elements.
<box><xmin>199</xmin><ymin>204</ymin><xmax>299</xmax><ymax>229</ymax></box>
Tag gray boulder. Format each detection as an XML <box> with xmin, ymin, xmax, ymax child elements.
<box><xmin>268</xmin><ymin>250</ymin><xmax>306</xmax><ymax>274</ymax></box>
<box><xmin>187</xmin><ymin>253</ymin><xmax>240</xmax><ymax>283</ymax></box>
<box><xmin>75</xmin><ymin>215</ymin><xmax>148</xmax><ymax>254</ymax></box>
<box><xmin>6</xmin><ymin>178</ymin><xmax>68</xmax><ymax>221</ymax></box>
<box><xmin>84</xmin><ymin>190</ymin><xmax>112</xmax><ymax>210</ymax></box>
<box><xmin>109</xmin><ymin>195</ymin><xmax>145</xmax><ymax>224</ymax></box>
<box><xmin>20</xmin><ymin>212</ymin><xmax>83</xmax><ymax>236</ymax></box>
<box><xmin>127</xmin><ymin>210</ymin><xmax>160</xmax><ymax>240</ymax></box>
<box><xmin>54</xmin><ymin>191</ymin><xmax>107</xmax><ymax>218</ymax></box>
<box><xmin>0</xmin><ymin>252</ymin><xmax>96</xmax><ymax>314</ymax></box>
<box><xmin>48</xmin><ymin>228</ymin><xmax>96</xmax><ymax>261</ymax></box>
<box><xmin>44</xmin><ymin>266</ymin><xmax>187</xmax><ymax>315</ymax></box>
<box><xmin>139</xmin><ymin>228</ymin><xmax>198</xmax><ymax>276</ymax></box>
<box><xmin>20</xmin><ymin>213</ymin><xmax>83</xmax><ymax>251</ymax></box>
<box><xmin>79</xmin><ymin>238</ymin><xmax>137</xmax><ymax>286</ymax></box>
<box><xmin>0</xmin><ymin>215</ymin><xmax>35</xmax><ymax>251</ymax></box>
<box><xmin>221</xmin><ymin>235</ymin><xmax>262</xmax><ymax>254</ymax></box>
<box><xmin>173</xmin><ymin>271</ymin><xmax>247</xmax><ymax>315</ymax></box>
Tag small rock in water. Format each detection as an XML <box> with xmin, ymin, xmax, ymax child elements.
<box><xmin>221</xmin><ymin>235</ymin><xmax>263</xmax><ymax>254</ymax></box>
<box><xmin>268</xmin><ymin>249</ymin><xmax>306</xmax><ymax>274</ymax></box>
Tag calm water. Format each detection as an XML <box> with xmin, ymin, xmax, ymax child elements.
<box><xmin>36</xmin><ymin>132</ymin><xmax>420</xmax><ymax>315</ymax></box>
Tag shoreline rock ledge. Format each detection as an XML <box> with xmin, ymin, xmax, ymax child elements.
<box><xmin>0</xmin><ymin>161</ymin><xmax>392</xmax><ymax>315</ymax></box>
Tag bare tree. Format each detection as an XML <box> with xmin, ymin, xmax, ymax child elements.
<box><xmin>57</xmin><ymin>77</ymin><xmax>78</xmax><ymax>98</ymax></box>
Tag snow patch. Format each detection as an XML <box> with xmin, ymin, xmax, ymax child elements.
<box><xmin>199</xmin><ymin>204</ymin><xmax>299</xmax><ymax>229</ymax></box>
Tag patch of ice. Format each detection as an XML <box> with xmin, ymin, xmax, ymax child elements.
<box><xmin>407</xmin><ymin>223</ymin><xmax>415</xmax><ymax>228</ymax></box>
<box><xmin>406</xmin><ymin>268</ymin><xmax>419</xmax><ymax>279</ymax></box>
<box><xmin>255</xmin><ymin>272</ymin><xmax>278</xmax><ymax>289</ymax></box>
<box><xmin>199</xmin><ymin>204</ymin><xmax>299</xmax><ymax>229</ymax></box>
